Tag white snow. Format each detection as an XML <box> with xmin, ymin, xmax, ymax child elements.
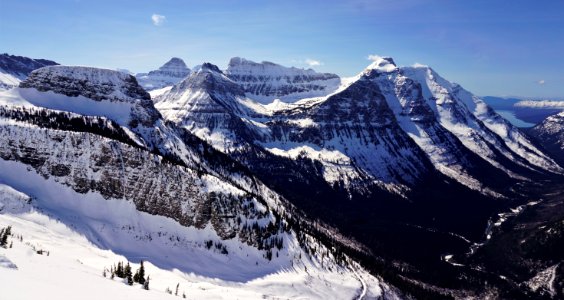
<box><xmin>525</xmin><ymin>263</ymin><xmax>559</xmax><ymax>297</ymax></box>
<box><xmin>149</xmin><ymin>86</ymin><xmax>173</xmax><ymax>99</ymax></box>
<box><xmin>3</xmin><ymin>88</ymin><xmax>133</xmax><ymax>125</ymax></box>
<box><xmin>0</xmin><ymin>159</ymin><xmax>390</xmax><ymax>299</ymax></box>
<box><xmin>0</xmin><ymin>70</ymin><xmax>23</xmax><ymax>90</ymax></box>
<box><xmin>365</xmin><ymin>56</ymin><xmax>397</xmax><ymax>73</ymax></box>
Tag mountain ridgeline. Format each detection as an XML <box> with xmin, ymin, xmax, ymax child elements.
<box><xmin>0</xmin><ymin>53</ymin><xmax>58</xmax><ymax>90</ymax></box>
<box><xmin>1</xmin><ymin>54</ymin><xmax>563</xmax><ymax>299</ymax></box>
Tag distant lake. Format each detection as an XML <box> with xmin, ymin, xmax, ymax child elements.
<box><xmin>496</xmin><ymin>110</ymin><xmax>536</xmax><ymax>127</ymax></box>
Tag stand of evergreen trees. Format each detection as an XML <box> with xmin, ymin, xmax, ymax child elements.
<box><xmin>106</xmin><ymin>260</ymin><xmax>149</xmax><ymax>289</ymax></box>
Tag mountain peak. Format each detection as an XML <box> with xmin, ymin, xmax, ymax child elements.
<box><xmin>228</xmin><ymin>56</ymin><xmax>250</xmax><ymax>67</ymax></box>
<box><xmin>365</xmin><ymin>56</ymin><xmax>397</xmax><ymax>73</ymax></box>
<box><xmin>158</xmin><ymin>57</ymin><xmax>189</xmax><ymax>72</ymax></box>
<box><xmin>136</xmin><ymin>57</ymin><xmax>191</xmax><ymax>91</ymax></box>
<box><xmin>151</xmin><ymin>57</ymin><xmax>190</xmax><ymax>77</ymax></box>
<box><xmin>200</xmin><ymin>62</ymin><xmax>223</xmax><ymax>74</ymax></box>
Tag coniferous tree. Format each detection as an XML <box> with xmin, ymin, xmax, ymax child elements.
<box><xmin>143</xmin><ymin>276</ymin><xmax>150</xmax><ymax>290</ymax></box>
<box><xmin>116</xmin><ymin>262</ymin><xmax>124</xmax><ymax>278</ymax></box>
<box><xmin>125</xmin><ymin>262</ymin><xmax>133</xmax><ymax>285</ymax></box>
<box><xmin>0</xmin><ymin>226</ymin><xmax>10</xmax><ymax>247</ymax></box>
<box><xmin>175</xmin><ymin>283</ymin><xmax>180</xmax><ymax>296</ymax></box>
<box><xmin>138</xmin><ymin>260</ymin><xmax>146</xmax><ymax>284</ymax></box>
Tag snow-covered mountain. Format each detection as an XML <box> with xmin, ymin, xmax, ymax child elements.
<box><xmin>528</xmin><ymin>111</ymin><xmax>564</xmax><ymax>165</ymax></box>
<box><xmin>136</xmin><ymin>58</ymin><xmax>191</xmax><ymax>91</ymax></box>
<box><xmin>225</xmin><ymin>57</ymin><xmax>341</xmax><ymax>104</ymax></box>
<box><xmin>0</xmin><ymin>65</ymin><xmax>400</xmax><ymax>299</ymax></box>
<box><xmin>0</xmin><ymin>53</ymin><xmax>58</xmax><ymax>90</ymax></box>
<box><xmin>149</xmin><ymin>56</ymin><xmax>564</xmax><ymax>298</ymax></box>
<box><xmin>156</xmin><ymin>56</ymin><xmax>562</xmax><ymax>199</ymax></box>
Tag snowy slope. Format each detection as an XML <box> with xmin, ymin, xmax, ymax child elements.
<box><xmin>0</xmin><ymin>180</ymin><xmax>397</xmax><ymax>300</ymax></box>
<box><xmin>136</xmin><ymin>58</ymin><xmax>191</xmax><ymax>91</ymax></box>
<box><xmin>226</xmin><ymin>57</ymin><xmax>341</xmax><ymax>104</ymax></box>
<box><xmin>0</xmin><ymin>53</ymin><xmax>58</xmax><ymax>90</ymax></box>
<box><xmin>531</xmin><ymin>112</ymin><xmax>564</xmax><ymax>149</ymax></box>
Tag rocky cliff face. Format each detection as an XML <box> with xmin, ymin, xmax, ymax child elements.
<box><xmin>19</xmin><ymin>66</ymin><xmax>161</xmax><ymax>129</ymax></box>
<box><xmin>225</xmin><ymin>57</ymin><xmax>341</xmax><ymax>104</ymax></box>
<box><xmin>136</xmin><ymin>57</ymin><xmax>191</xmax><ymax>91</ymax></box>
<box><xmin>0</xmin><ymin>53</ymin><xmax>58</xmax><ymax>90</ymax></box>
<box><xmin>0</xmin><ymin>118</ymin><xmax>280</xmax><ymax>242</ymax></box>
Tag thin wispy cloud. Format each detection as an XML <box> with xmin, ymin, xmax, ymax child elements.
<box><xmin>367</xmin><ymin>54</ymin><xmax>383</xmax><ymax>61</ymax></box>
<box><xmin>151</xmin><ymin>14</ymin><xmax>166</xmax><ymax>26</ymax></box>
<box><xmin>305</xmin><ymin>59</ymin><xmax>322</xmax><ymax>66</ymax></box>
<box><xmin>537</xmin><ymin>79</ymin><xmax>546</xmax><ymax>85</ymax></box>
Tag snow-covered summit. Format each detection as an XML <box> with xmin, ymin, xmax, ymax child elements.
<box><xmin>149</xmin><ymin>57</ymin><xmax>191</xmax><ymax>78</ymax></box>
<box><xmin>365</xmin><ymin>56</ymin><xmax>398</xmax><ymax>73</ymax></box>
<box><xmin>136</xmin><ymin>58</ymin><xmax>191</xmax><ymax>91</ymax></box>
<box><xmin>200</xmin><ymin>62</ymin><xmax>223</xmax><ymax>74</ymax></box>
<box><xmin>152</xmin><ymin>62</ymin><xmax>263</xmax><ymax>150</ymax></box>
<box><xmin>228</xmin><ymin>57</ymin><xmax>327</xmax><ymax>76</ymax></box>
<box><xmin>226</xmin><ymin>57</ymin><xmax>341</xmax><ymax>104</ymax></box>
<box><xmin>529</xmin><ymin>112</ymin><xmax>564</xmax><ymax>165</ymax></box>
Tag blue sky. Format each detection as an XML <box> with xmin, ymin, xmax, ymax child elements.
<box><xmin>1</xmin><ymin>0</ymin><xmax>563</xmax><ymax>98</ymax></box>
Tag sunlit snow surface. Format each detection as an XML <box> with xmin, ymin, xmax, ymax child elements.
<box><xmin>0</xmin><ymin>165</ymin><xmax>394</xmax><ymax>299</ymax></box>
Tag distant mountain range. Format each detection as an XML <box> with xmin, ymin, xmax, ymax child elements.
<box><xmin>482</xmin><ymin>96</ymin><xmax>563</xmax><ymax>126</ymax></box>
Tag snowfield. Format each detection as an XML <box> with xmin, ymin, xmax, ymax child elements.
<box><xmin>0</xmin><ymin>162</ymin><xmax>396</xmax><ymax>299</ymax></box>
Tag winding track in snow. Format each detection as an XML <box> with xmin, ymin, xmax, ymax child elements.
<box><xmin>353</xmin><ymin>269</ymin><xmax>367</xmax><ymax>300</ymax></box>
